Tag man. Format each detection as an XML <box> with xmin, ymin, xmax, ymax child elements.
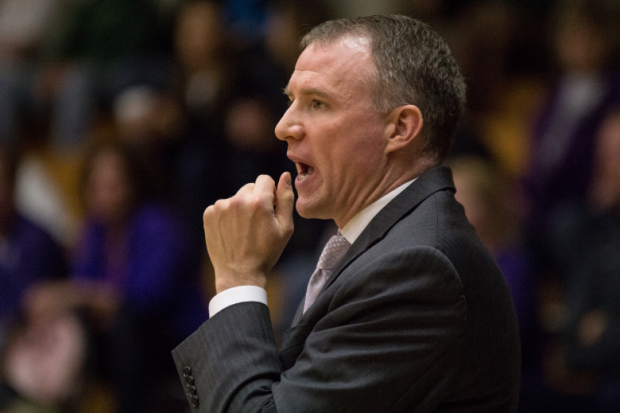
<box><xmin>172</xmin><ymin>15</ymin><xmax>520</xmax><ymax>412</ymax></box>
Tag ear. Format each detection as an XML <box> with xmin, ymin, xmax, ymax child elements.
<box><xmin>384</xmin><ymin>105</ymin><xmax>423</xmax><ymax>155</ymax></box>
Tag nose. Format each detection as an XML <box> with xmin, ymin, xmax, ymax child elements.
<box><xmin>275</xmin><ymin>104</ymin><xmax>303</xmax><ymax>142</ymax></box>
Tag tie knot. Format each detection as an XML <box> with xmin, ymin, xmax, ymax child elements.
<box><xmin>317</xmin><ymin>234</ymin><xmax>350</xmax><ymax>271</ymax></box>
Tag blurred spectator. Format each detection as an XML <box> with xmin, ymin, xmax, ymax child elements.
<box><xmin>0</xmin><ymin>145</ymin><xmax>67</xmax><ymax>353</ymax></box>
<box><xmin>519</xmin><ymin>106</ymin><xmax>620</xmax><ymax>412</ymax></box>
<box><xmin>0</xmin><ymin>0</ymin><xmax>60</xmax><ymax>145</ymax></box>
<box><xmin>173</xmin><ymin>0</ymin><xmax>237</xmax><ymax>131</ymax></box>
<box><xmin>529</xmin><ymin>106</ymin><xmax>620</xmax><ymax>413</ymax></box>
<box><xmin>449</xmin><ymin>0</ymin><xmax>517</xmax><ymax>113</ymax></box>
<box><xmin>111</xmin><ymin>82</ymin><xmax>223</xmax><ymax>295</ymax></box>
<box><xmin>0</xmin><ymin>145</ymin><xmax>68</xmax><ymax>411</ymax></box>
<box><xmin>450</xmin><ymin>156</ymin><xmax>536</xmax><ymax>358</ymax></box>
<box><xmin>2</xmin><ymin>311</ymin><xmax>87</xmax><ymax>410</ymax></box>
<box><xmin>523</xmin><ymin>0</ymin><xmax>620</xmax><ymax>270</ymax></box>
<box><xmin>0</xmin><ymin>0</ymin><xmax>58</xmax><ymax>63</ymax></box>
<box><xmin>237</xmin><ymin>0</ymin><xmax>330</xmax><ymax>117</ymax></box>
<box><xmin>150</xmin><ymin>0</ymin><xmax>237</xmax><ymax>269</ymax></box>
<box><xmin>21</xmin><ymin>142</ymin><xmax>207</xmax><ymax>413</ymax></box>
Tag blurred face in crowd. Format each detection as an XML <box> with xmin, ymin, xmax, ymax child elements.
<box><xmin>225</xmin><ymin>97</ymin><xmax>276</xmax><ymax>152</ymax></box>
<box><xmin>596</xmin><ymin>111</ymin><xmax>620</xmax><ymax>172</ymax></box>
<box><xmin>265</xmin><ymin>8</ymin><xmax>301</xmax><ymax>69</ymax></box>
<box><xmin>453</xmin><ymin>172</ymin><xmax>487</xmax><ymax>232</ymax></box>
<box><xmin>275</xmin><ymin>37</ymin><xmax>392</xmax><ymax>228</ymax></box>
<box><xmin>556</xmin><ymin>17</ymin><xmax>608</xmax><ymax>73</ymax></box>
<box><xmin>86</xmin><ymin>150</ymin><xmax>133</xmax><ymax>226</ymax></box>
<box><xmin>175</xmin><ymin>1</ymin><xmax>223</xmax><ymax>71</ymax></box>
<box><xmin>592</xmin><ymin>110</ymin><xmax>620</xmax><ymax>206</ymax></box>
<box><xmin>451</xmin><ymin>158</ymin><xmax>512</xmax><ymax>248</ymax></box>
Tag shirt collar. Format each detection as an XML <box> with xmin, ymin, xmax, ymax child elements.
<box><xmin>340</xmin><ymin>178</ymin><xmax>417</xmax><ymax>244</ymax></box>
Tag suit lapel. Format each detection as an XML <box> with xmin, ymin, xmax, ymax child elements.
<box><xmin>291</xmin><ymin>297</ymin><xmax>305</xmax><ymax>326</ymax></box>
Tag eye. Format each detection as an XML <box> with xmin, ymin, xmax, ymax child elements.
<box><xmin>312</xmin><ymin>99</ymin><xmax>325</xmax><ymax>109</ymax></box>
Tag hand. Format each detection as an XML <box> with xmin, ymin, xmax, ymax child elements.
<box><xmin>203</xmin><ymin>173</ymin><xmax>294</xmax><ymax>293</ymax></box>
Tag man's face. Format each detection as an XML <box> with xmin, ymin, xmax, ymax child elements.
<box><xmin>275</xmin><ymin>38</ymin><xmax>390</xmax><ymax>227</ymax></box>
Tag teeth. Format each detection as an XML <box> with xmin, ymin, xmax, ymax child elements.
<box><xmin>296</xmin><ymin>166</ymin><xmax>314</xmax><ymax>182</ymax></box>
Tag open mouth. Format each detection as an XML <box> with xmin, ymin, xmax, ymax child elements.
<box><xmin>296</xmin><ymin>162</ymin><xmax>315</xmax><ymax>182</ymax></box>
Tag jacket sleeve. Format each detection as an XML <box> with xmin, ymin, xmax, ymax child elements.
<box><xmin>172</xmin><ymin>246</ymin><xmax>467</xmax><ymax>413</ymax></box>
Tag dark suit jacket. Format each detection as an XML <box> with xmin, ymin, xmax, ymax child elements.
<box><xmin>172</xmin><ymin>166</ymin><xmax>521</xmax><ymax>412</ymax></box>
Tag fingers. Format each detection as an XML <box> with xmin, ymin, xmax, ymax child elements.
<box><xmin>201</xmin><ymin>173</ymin><xmax>294</xmax><ymax>290</ymax></box>
<box><xmin>253</xmin><ymin>175</ymin><xmax>276</xmax><ymax>202</ymax></box>
<box><xmin>205</xmin><ymin>174</ymin><xmax>293</xmax><ymax>232</ymax></box>
<box><xmin>236</xmin><ymin>182</ymin><xmax>255</xmax><ymax>196</ymax></box>
<box><xmin>275</xmin><ymin>172</ymin><xmax>294</xmax><ymax>233</ymax></box>
<box><xmin>233</xmin><ymin>176</ymin><xmax>275</xmax><ymax>208</ymax></box>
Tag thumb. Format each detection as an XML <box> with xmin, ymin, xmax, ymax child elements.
<box><xmin>275</xmin><ymin>172</ymin><xmax>294</xmax><ymax>233</ymax></box>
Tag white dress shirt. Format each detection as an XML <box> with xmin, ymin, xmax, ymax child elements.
<box><xmin>208</xmin><ymin>179</ymin><xmax>416</xmax><ymax>317</ymax></box>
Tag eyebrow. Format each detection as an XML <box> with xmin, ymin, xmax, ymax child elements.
<box><xmin>282</xmin><ymin>86</ymin><xmax>331</xmax><ymax>101</ymax></box>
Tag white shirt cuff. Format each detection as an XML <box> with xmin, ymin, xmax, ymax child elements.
<box><xmin>208</xmin><ymin>285</ymin><xmax>268</xmax><ymax>317</ymax></box>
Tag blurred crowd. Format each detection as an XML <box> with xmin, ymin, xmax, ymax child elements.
<box><xmin>0</xmin><ymin>0</ymin><xmax>619</xmax><ymax>412</ymax></box>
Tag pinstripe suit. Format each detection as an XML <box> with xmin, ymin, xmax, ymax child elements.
<box><xmin>172</xmin><ymin>166</ymin><xmax>521</xmax><ymax>412</ymax></box>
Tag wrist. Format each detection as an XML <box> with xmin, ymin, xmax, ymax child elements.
<box><xmin>214</xmin><ymin>271</ymin><xmax>267</xmax><ymax>295</ymax></box>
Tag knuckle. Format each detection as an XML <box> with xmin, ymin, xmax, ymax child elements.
<box><xmin>203</xmin><ymin>205</ymin><xmax>214</xmax><ymax>220</ymax></box>
<box><xmin>212</xmin><ymin>199</ymin><xmax>226</xmax><ymax>211</ymax></box>
<box><xmin>258</xmin><ymin>174</ymin><xmax>274</xmax><ymax>184</ymax></box>
<box><xmin>249</xmin><ymin>197</ymin><xmax>265</xmax><ymax>212</ymax></box>
<box><xmin>285</xmin><ymin>223</ymin><xmax>294</xmax><ymax>236</ymax></box>
<box><xmin>228</xmin><ymin>196</ymin><xmax>242</xmax><ymax>209</ymax></box>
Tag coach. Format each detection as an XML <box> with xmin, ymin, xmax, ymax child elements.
<box><xmin>173</xmin><ymin>15</ymin><xmax>520</xmax><ymax>413</ymax></box>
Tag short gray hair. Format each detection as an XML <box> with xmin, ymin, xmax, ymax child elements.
<box><xmin>300</xmin><ymin>15</ymin><xmax>466</xmax><ymax>162</ymax></box>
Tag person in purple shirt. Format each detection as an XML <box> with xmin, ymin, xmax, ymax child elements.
<box><xmin>26</xmin><ymin>141</ymin><xmax>207</xmax><ymax>413</ymax></box>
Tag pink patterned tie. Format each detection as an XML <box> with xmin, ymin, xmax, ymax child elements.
<box><xmin>303</xmin><ymin>234</ymin><xmax>351</xmax><ymax>313</ymax></box>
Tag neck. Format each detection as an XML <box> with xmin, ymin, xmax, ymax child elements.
<box><xmin>335</xmin><ymin>158</ymin><xmax>436</xmax><ymax>228</ymax></box>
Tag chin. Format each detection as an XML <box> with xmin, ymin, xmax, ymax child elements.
<box><xmin>295</xmin><ymin>199</ymin><xmax>329</xmax><ymax>221</ymax></box>
<box><xmin>295</xmin><ymin>203</ymin><xmax>314</xmax><ymax>219</ymax></box>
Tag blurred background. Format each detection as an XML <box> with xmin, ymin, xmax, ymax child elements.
<box><xmin>0</xmin><ymin>0</ymin><xmax>619</xmax><ymax>412</ymax></box>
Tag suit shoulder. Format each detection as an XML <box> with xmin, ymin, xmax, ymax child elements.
<box><xmin>389</xmin><ymin>189</ymin><xmax>477</xmax><ymax>250</ymax></box>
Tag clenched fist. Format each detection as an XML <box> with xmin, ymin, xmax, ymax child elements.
<box><xmin>203</xmin><ymin>173</ymin><xmax>295</xmax><ymax>294</ymax></box>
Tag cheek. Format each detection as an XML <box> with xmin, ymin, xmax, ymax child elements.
<box><xmin>347</xmin><ymin>133</ymin><xmax>385</xmax><ymax>169</ymax></box>
<box><xmin>311</xmin><ymin>114</ymin><xmax>386</xmax><ymax>179</ymax></box>
<box><xmin>328</xmin><ymin>144</ymin><xmax>383</xmax><ymax>193</ymax></box>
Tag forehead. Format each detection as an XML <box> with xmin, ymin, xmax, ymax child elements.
<box><xmin>288</xmin><ymin>37</ymin><xmax>375</xmax><ymax>97</ymax></box>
